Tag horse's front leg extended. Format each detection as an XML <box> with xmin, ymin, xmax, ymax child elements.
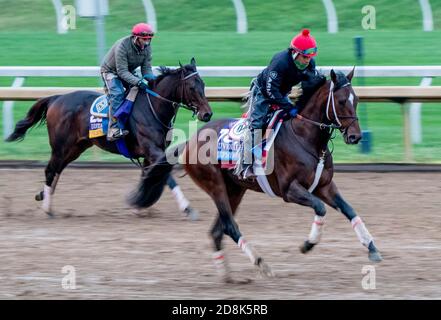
<box><xmin>283</xmin><ymin>180</ymin><xmax>327</xmax><ymax>253</ymax></box>
<box><xmin>315</xmin><ymin>181</ymin><xmax>382</xmax><ymax>262</ymax></box>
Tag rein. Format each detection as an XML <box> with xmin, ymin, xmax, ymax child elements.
<box><xmin>143</xmin><ymin>71</ymin><xmax>200</xmax><ymax>129</ymax></box>
<box><xmin>296</xmin><ymin>81</ymin><xmax>358</xmax><ymax>132</ymax></box>
<box><xmin>290</xmin><ymin>81</ymin><xmax>358</xmax><ymax>160</ymax></box>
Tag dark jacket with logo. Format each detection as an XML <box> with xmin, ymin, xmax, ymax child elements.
<box><xmin>256</xmin><ymin>48</ymin><xmax>320</xmax><ymax>110</ymax></box>
<box><xmin>100</xmin><ymin>35</ymin><xmax>153</xmax><ymax>86</ymax></box>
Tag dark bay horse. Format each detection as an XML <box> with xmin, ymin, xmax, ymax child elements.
<box><xmin>6</xmin><ymin>58</ymin><xmax>212</xmax><ymax>217</ymax></box>
<box><xmin>129</xmin><ymin>69</ymin><xmax>382</xmax><ymax>283</ymax></box>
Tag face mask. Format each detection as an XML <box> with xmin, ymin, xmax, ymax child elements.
<box><xmin>137</xmin><ymin>38</ymin><xmax>150</xmax><ymax>48</ymax></box>
<box><xmin>294</xmin><ymin>57</ymin><xmax>308</xmax><ymax>70</ymax></box>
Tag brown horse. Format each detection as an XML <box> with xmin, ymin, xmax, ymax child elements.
<box><xmin>6</xmin><ymin>58</ymin><xmax>212</xmax><ymax>217</ymax></box>
<box><xmin>129</xmin><ymin>69</ymin><xmax>382</xmax><ymax>282</ymax></box>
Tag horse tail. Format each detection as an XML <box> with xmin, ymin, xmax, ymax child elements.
<box><xmin>128</xmin><ymin>142</ymin><xmax>186</xmax><ymax>208</ymax></box>
<box><xmin>5</xmin><ymin>95</ymin><xmax>58</xmax><ymax>142</ymax></box>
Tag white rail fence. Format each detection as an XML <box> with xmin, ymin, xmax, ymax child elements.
<box><xmin>1</xmin><ymin>66</ymin><xmax>441</xmax><ymax>78</ymax></box>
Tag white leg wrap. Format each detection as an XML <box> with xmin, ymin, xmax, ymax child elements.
<box><xmin>308</xmin><ymin>215</ymin><xmax>325</xmax><ymax>244</ymax></box>
<box><xmin>351</xmin><ymin>216</ymin><xmax>373</xmax><ymax>247</ymax></box>
<box><xmin>42</xmin><ymin>185</ymin><xmax>52</xmax><ymax>213</ymax></box>
<box><xmin>171</xmin><ymin>186</ymin><xmax>190</xmax><ymax>212</ymax></box>
<box><xmin>212</xmin><ymin>250</ymin><xmax>230</xmax><ymax>275</ymax></box>
<box><xmin>238</xmin><ymin>237</ymin><xmax>257</xmax><ymax>264</ymax></box>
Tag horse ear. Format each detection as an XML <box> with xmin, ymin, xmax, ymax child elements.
<box><xmin>330</xmin><ymin>69</ymin><xmax>337</xmax><ymax>83</ymax></box>
<box><xmin>347</xmin><ymin>66</ymin><xmax>355</xmax><ymax>82</ymax></box>
<box><xmin>190</xmin><ymin>57</ymin><xmax>196</xmax><ymax>66</ymax></box>
<box><xmin>179</xmin><ymin>61</ymin><xmax>183</xmax><ymax>69</ymax></box>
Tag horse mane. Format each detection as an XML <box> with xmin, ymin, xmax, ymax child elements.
<box><xmin>332</xmin><ymin>70</ymin><xmax>350</xmax><ymax>91</ymax></box>
<box><xmin>153</xmin><ymin>64</ymin><xmax>197</xmax><ymax>85</ymax></box>
<box><xmin>297</xmin><ymin>74</ymin><xmax>327</xmax><ymax>108</ymax></box>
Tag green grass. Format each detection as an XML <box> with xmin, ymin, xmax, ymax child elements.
<box><xmin>1</xmin><ymin>0</ymin><xmax>438</xmax><ymax>32</ymax></box>
<box><xmin>0</xmin><ymin>1</ymin><xmax>440</xmax><ymax>162</ymax></box>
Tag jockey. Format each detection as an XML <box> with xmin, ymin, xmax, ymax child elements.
<box><xmin>236</xmin><ymin>28</ymin><xmax>326</xmax><ymax>179</ymax></box>
<box><xmin>100</xmin><ymin>23</ymin><xmax>157</xmax><ymax>141</ymax></box>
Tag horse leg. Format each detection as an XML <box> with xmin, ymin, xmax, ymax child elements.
<box><xmin>188</xmin><ymin>166</ymin><xmax>272</xmax><ymax>282</ymax></box>
<box><xmin>35</xmin><ymin>151</ymin><xmax>63</xmax><ymax>217</ymax></box>
<box><xmin>211</xmin><ymin>182</ymin><xmax>247</xmax><ymax>282</ymax></box>
<box><xmin>315</xmin><ymin>181</ymin><xmax>382</xmax><ymax>262</ymax></box>
<box><xmin>166</xmin><ymin>174</ymin><xmax>198</xmax><ymax>221</ymax></box>
<box><xmin>212</xmin><ymin>195</ymin><xmax>272</xmax><ymax>282</ymax></box>
<box><xmin>283</xmin><ymin>180</ymin><xmax>327</xmax><ymax>253</ymax></box>
<box><xmin>37</xmin><ymin>142</ymin><xmax>90</xmax><ymax>217</ymax></box>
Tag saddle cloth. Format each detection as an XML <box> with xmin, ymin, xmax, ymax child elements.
<box><xmin>88</xmin><ymin>87</ymin><xmax>139</xmax><ymax>158</ymax></box>
<box><xmin>89</xmin><ymin>97</ymin><xmax>110</xmax><ymax>139</ymax></box>
<box><xmin>217</xmin><ymin>109</ymin><xmax>286</xmax><ymax>170</ymax></box>
<box><xmin>88</xmin><ymin>87</ymin><xmax>138</xmax><ymax>139</ymax></box>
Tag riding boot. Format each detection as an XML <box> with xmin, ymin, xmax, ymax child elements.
<box><xmin>236</xmin><ymin>127</ymin><xmax>257</xmax><ymax>180</ymax></box>
<box><xmin>107</xmin><ymin>106</ymin><xmax>129</xmax><ymax>142</ymax></box>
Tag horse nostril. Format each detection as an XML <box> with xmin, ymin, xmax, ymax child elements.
<box><xmin>349</xmin><ymin>135</ymin><xmax>361</xmax><ymax>144</ymax></box>
<box><xmin>203</xmin><ymin>112</ymin><xmax>212</xmax><ymax>122</ymax></box>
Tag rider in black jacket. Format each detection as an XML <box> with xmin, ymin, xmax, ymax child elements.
<box><xmin>236</xmin><ymin>29</ymin><xmax>326</xmax><ymax>179</ymax></box>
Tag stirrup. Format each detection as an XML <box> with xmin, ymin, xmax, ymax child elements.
<box><xmin>237</xmin><ymin>165</ymin><xmax>256</xmax><ymax>180</ymax></box>
<box><xmin>107</xmin><ymin>128</ymin><xmax>129</xmax><ymax>141</ymax></box>
<box><xmin>243</xmin><ymin>165</ymin><xmax>256</xmax><ymax>180</ymax></box>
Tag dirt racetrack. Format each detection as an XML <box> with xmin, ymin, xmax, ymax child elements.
<box><xmin>1</xmin><ymin>168</ymin><xmax>441</xmax><ymax>299</ymax></box>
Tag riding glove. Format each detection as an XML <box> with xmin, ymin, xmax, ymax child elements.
<box><xmin>289</xmin><ymin>108</ymin><xmax>298</xmax><ymax>117</ymax></box>
<box><xmin>137</xmin><ymin>79</ymin><xmax>149</xmax><ymax>91</ymax></box>
<box><xmin>143</xmin><ymin>73</ymin><xmax>157</xmax><ymax>81</ymax></box>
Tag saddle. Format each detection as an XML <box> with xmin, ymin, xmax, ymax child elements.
<box><xmin>217</xmin><ymin>108</ymin><xmax>286</xmax><ymax>170</ymax></box>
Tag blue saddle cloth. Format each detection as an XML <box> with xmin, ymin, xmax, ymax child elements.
<box><xmin>89</xmin><ymin>90</ymin><xmax>137</xmax><ymax>159</ymax></box>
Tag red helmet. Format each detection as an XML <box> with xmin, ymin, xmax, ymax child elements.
<box><xmin>132</xmin><ymin>23</ymin><xmax>154</xmax><ymax>39</ymax></box>
<box><xmin>290</xmin><ymin>29</ymin><xmax>317</xmax><ymax>57</ymax></box>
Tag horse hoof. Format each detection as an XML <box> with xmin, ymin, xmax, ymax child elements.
<box><xmin>184</xmin><ymin>206</ymin><xmax>199</xmax><ymax>221</ymax></box>
<box><xmin>46</xmin><ymin>211</ymin><xmax>55</xmax><ymax>218</ymax></box>
<box><xmin>258</xmin><ymin>261</ymin><xmax>274</xmax><ymax>278</ymax></box>
<box><xmin>132</xmin><ymin>208</ymin><xmax>147</xmax><ymax>217</ymax></box>
<box><xmin>369</xmin><ymin>250</ymin><xmax>383</xmax><ymax>262</ymax></box>
<box><xmin>224</xmin><ymin>277</ymin><xmax>253</xmax><ymax>285</ymax></box>
<box><xmin>35</xmin><ymin>191</ymin><xmax>44</xmax><ymax>201</ymax></box>
<box><xmin>254</xmin><ymin>257</ymin><xmax>274</xmax><ymax>278</ymax></box>
<box><xmin>300</xmin><ymin>240</ymin><xmax>315</xmax><ymax>254</ymax></box>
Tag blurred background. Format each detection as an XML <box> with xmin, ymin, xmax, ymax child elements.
<box><xmin>0</xmin><ymin>0</ymin><xmax>440</xmax><ymax>163</ymax></box>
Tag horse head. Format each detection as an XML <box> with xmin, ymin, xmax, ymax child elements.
<box><xmin>326</xmin><ymin>68</ymin><xmax>361</xmax><ymax>144</ymax></box>
<box><xmin>180</xmin><ymin>57</ymin><xmax>213</xmax><ymax>122</ymax></box>
<box><xmin>153</xmin><ymin>58</ymin><xmax>213</xmax><ymax>122</ymax></box>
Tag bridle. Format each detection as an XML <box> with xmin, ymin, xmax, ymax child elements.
<box><xmin>179</xmin><ymin>70</ymin><xmax>200</xmax><ymax>117</ymax></box>
<box><xmin>291</xmin><ymin>80</ymin><xmax>360</xmax><ymax>160</ymax></box>
<box><xmin>296</xmin><ymin>81</ymin><xmax>359</xmax><ymax>134</ymax></box>
<box><xmin>144</xmin><ymin>70</ymin><xmax>200</xmax><ymax>129</ymax></box>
